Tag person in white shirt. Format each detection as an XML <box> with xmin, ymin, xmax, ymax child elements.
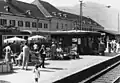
<box><xmin>22</xmin><ymin>42</ymin><xmax>30</xmax><ymax>70</ymax></box>
<box><xmin>116</xmin><ymin>41</ymin><xmax>120</xmax><ymax>53</ymax></box>
<box><xmin>56</xmin><ymin>46</ymin><xmax>63</xmax><ymax>57</ymax></box>
<box><xmin>33</xmin><ymin>43</ymin><xmax>38</xmax><ymax>51</ymax></box>
<box><xmin>3</xmin><ymin>43</ymin><xmax>13</xmax><ymax>62</ymax></box>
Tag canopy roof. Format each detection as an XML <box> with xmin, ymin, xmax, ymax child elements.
<box><xmin>21</xmin><ymin>30</ymin><xmax>101</xmax><ymax>36</ymax></box>
<box><xmin>98</xmin><ymin>29</ymin><xmax>120</xmax><ymax>35</ymax></box>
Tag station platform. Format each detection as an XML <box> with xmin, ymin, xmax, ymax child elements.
<box><xmin>0</xmin><ymin>53</ymin><xmax>118</xmax><ymax>83</ymax></box>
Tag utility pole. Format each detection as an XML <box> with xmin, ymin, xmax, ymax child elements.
<box><xmin>37</xmin><ymin>18</ymin><xmax>39</xmax><ymax>31</ymax></box>
<box><xmin>118</xmin><ymin>13</ymin><xmax>119</xmax><ymax>34</ymax></box>
<box><xmin>79</xmin><ymin>0</ymin><xmax>83</xmax><ymax>30</ymax></box>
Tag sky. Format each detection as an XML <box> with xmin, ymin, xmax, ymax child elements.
<box><xmin>18</xmin><ymin>0</ymin><xmax>120</xmax><ymax>10</ymax></box>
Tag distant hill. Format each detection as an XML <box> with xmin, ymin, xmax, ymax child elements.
<box><xmin>58</xmin><ymin>1</ymin><xmax>119</xmax><ymax>31</ymax></box>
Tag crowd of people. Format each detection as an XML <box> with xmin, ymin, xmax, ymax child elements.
<box><xmin>3</xmin><ymin>41</ymin><xmax>47</xmax><ymax>70</ymax></box>
<box><xmin>3</xmin><ymin>39</ymin><xmax>120</xmax><ymax>66</ymax></box>
<box><xmin>2</xmin><ymin>40</ymin><xmax>79</xmax><ymax>83</ymax></box>
<box><xmin>108</xmin><ymin>40</ymin><xmax>120</xmax><ymax>53</ymax></box>
<box><xmin>97</xmin><ymin>39</ymin><xmax>120</xmax><ymax>56</ymax></box>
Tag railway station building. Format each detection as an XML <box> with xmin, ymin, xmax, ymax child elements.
<box><xmin>0</xmin><ymin>0</ymin><xmax>112</xmax><ymax>57</ymax></box>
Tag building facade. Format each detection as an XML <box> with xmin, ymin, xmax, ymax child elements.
<box><xmin>0</xmin><ymin>0</ymin><xmax>51</xmax><ymax>40</ymax></box>
<box><xmin>0</xmin><ymin>0</ymin><xmax>104</xmax><ymax>40</ymax></box>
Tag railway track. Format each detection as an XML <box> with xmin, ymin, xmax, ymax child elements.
<box><xmin>80</xmin><ymin>54</ymin><xmax>120</xmax><ymax>83</ymax></box>
<box><xmin>91</xmin><ymin>61</ymin><xmax>120</xmax><ymax>83</ymax></box>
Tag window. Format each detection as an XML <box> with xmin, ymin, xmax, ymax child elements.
<box><xmin>65</xmin><ymin>24</ymin><xmax>67</xmax><ymax>27</ymax></box>
<box><xmin>82</xmin><ymin>20</ymin><xmax>86</xmax><ymax>24</ymax></box>
<box><xmin>25</xmin><ymin>21</ymin><xmax>30</xmax><ymax>27</ymax></box>
<box><xmin>0</xmin><ymin>19</ymin><xmax>7</xmax><ymax>26</ymax></box>
<box><xmin>4</xmin><ymin>6</ymin><xmax>10</xmax><ymax>12</ymax></box>
<box><xmin>44</xmin><ymin>23</ymin><xmax>48</xmax><ymax>28</ymax></box>
<box><xmin>82</xmin><ymin>28</ymin><xmax>85</xmax><ymax>30</ymax></box>
<box><xmin>61</xmin><ymin>23</ymin><xmax>63</xmax><ymax>29</ymax></box>
<box><xmin>89</xmin><ymin>28</ymin><xmax>92</xmax><ymax>31</ymax></box>
<box><xmin>9</xmin><ymin>20</ymin><xmax>15</xmax><ymax>27</ymax></box>
<box><xmin>32</xmin><ymin>22</ymin><xmax>37</xmax><ymax>28</ymax></box>
<box><xmin>38</xmin><ymin>23</ymin><xmax>42</xmax><ymax>28</ymax></box>
<box><xmin>7</xmin><ymin>36</ymin><xmax>13</xmax><ymax>38</ymax></box>
<box><xmin>24</xmin><ymin>36</ymin><xmax>28</xmax><ymax>40</ymax></box>
<box><xmin>56</xmin><ymin>23</ymin><xmax>59</xmax><ymax>29</ymax></box>
<box><xmin>65</xmin><ymin>24</ymin><xmax>68</xmax><ymax>29</ymax></box>
<box><xmin>17</xmin><ymin>36</ymin><xmax>22</xmax><ymax>38</ymax></box>
<box><xmin>18</xmin><ymin>21</ymin><xmax>23</xmax><ymax>27</ymax></box>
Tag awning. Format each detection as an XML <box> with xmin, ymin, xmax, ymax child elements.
<box><xmin>47</xmin><ymin>30</ymin><xmax>101</xmax><ymax>36</ymax></box>
<box><xmin>20</xmin><ymin>30</ymin><xmax>41</xmax><ymax>35</ymax></box>
<box><xmin>20</xmin><ymin>30</ymin><xmax>101</xmax><ymax>36</ymax></box>
<box><xmin>98</xmin><ymin>29</ymin><xmax>119</xmax><ymax>35</ymax></box>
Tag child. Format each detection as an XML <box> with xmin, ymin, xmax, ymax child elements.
<box><xmin>15</xmin><ymin>52</ymin><xmax>23</xmax><ymax>66</ymax></box>
<box><xmin>33</xmin><ymin>64</ymin><xmax>40</xmax><ymax>83</ymax></box>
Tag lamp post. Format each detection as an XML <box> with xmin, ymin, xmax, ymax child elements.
<box><xmin>118</xmin><ymin>13</ymin><xmax>119</xmax><ymax>33</ymax></box>
<box><xmin>79</xmin><ymin>0</ymin><xmax>83</xmax><ymax>30</ymax></box>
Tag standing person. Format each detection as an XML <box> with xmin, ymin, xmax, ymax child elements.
<box><xmin>33</xmin><ymin>43</ymin><xmax>38</xmax><ymax>52</ymax></box>
<box><xmin>22</xmin><ymin>42</ymin><xmax>30</xmax><ymax>70</ymax></box>
<box><xmin>108</xmin><ymin>40</ymin><xmax>112</xmax><ymax>53</ymax></box>
<box><xmin>117</xmin><ymin>42</ymin><xmax>120</xmax><ymax>53</ymax></box>
<box><xmin>116</xmin><ymin>41</ymin><xmax>120</xmax><ymax>53</ymax></box>
<box><xmin>56</xmin><ymin>45</ymin><xmax>63</xmax><ymax>57</ymax></box>
<box><xmin>111</xmin><ymin>40</ymin><xmax>114</xmax><ymax>52</ymax></box>
<box><xmin>98</xmin><ymin>41</ymin><xmax>106</xmax><ymax>56</ymax></box>
<box><xmin>33</xmin><ymin>43</ymin><xmax>39</xmax><ymax>58</ymax></box>
<box><xmin>112</xmin><ymin>40</ymin><xmax>117</xmax><ymax>53</ymax></box>
<box><xmin>3</xmin><ymin>43</ymin><xmax>13</xmax><ymax>63</ymax></box>
<box><xmin>51</xmin><ymin>42</ymin><xmax>56</xmax><ymax>59</ymax></box>
<box><xmin>33</xmin><ymin>64</ymin><xmax>40</xmax><ymax>83</ymax></box>
<box><xmin>39</xmin><ymin>44</ymin><xmax>46</xmax><ymax>68</ymax></box>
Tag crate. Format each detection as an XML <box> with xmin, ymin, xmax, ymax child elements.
<box><xmin>0</xmin><ymin>62</ymin><xmax>13</xmax><ymax>73</ymax></box>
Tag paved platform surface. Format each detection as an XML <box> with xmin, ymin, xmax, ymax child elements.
<box><xmin>0</xmin><ymin>54</ymin><xmax>117</xmax><ymax>83</ymax></box>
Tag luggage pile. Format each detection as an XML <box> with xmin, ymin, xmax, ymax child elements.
<box><xmin>0</xmin><ymin>61</ymin><xmax>13</xmax><ymax>73</ymax></box>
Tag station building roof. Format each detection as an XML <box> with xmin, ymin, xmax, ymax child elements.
<box><xmin>0</xmin><ymin>0</ymin><xmax>45</xmax><ymax>18</ymax></box>
<box><xmin>0</xmin><ymin>0</ymin><xmax>104</xmax><ymax>30</ymax></box>
<box><xmin>34</xmin><ymin>0</ymin><xmax>103</xmax><ymax>28</ymax></box>
<box><xmin>35</xmin><ymin>0</ymin><xmax>84</xmax><ymax>20</ymax></box>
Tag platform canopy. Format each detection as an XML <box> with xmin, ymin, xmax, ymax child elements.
<box><xmin>20</xmin><ymin>30</ymin><xmax>101</xmax><ymax>36</ymax></box>
<box><xmin>98</xmin><ymin>29</ymin><xmax>120</xmax><ymax>35</ymax></box>
<box><xmin>46</xmin><ymin>30</ymin><xmax>101</xmax><ymax>36</ymax></box>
